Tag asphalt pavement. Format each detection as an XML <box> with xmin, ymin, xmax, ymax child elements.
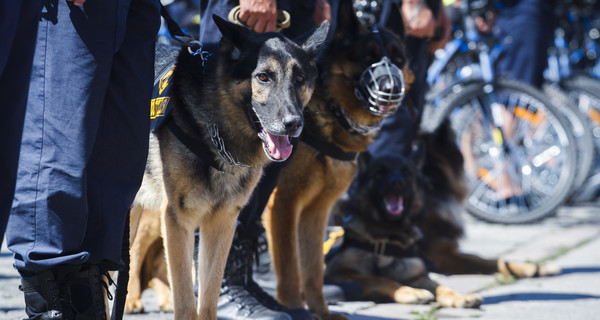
<box><xmin>1</xmin><ymin>204</ymin><xmax>599</xmax><ymax>320</ymax></box>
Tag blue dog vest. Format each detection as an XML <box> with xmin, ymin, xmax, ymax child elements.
<box><xmin>150</xmin><ymin>62</ymin><xmax>176</xmax><ymax>132</ymax></box>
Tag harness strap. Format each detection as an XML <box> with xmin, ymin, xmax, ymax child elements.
<box><xmin>342</xmin><ymin>233</ymin><xmax>418</xmax><ymax>258</ymax></box>
<box><xmin>301</xmin><ymin>133</ymin><xmax>359</xmax><ymax>161</ymax></box>
<box><xmin>165</xmin><ymin>118</ymin><xmax>226</xmax><ymax>173</ymax></box>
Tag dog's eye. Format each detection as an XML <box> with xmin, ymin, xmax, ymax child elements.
<box><xmin>256</xmin><ymin>73</ymin><xmax>270</xmax><ymax>82</ymax></box>
<box><xmin>295</xmin><ymin>74</ymin><xmax>305</xmax><ymax>83</ymax></box>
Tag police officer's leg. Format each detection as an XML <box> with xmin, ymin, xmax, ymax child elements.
<box><xmin>495</xmin><ymin>0</ymin><xmax>554</xmax><ymax>87</ymax></box>
<box><xmin>82</xmin><ymin>0</ymin><xmax>160</xmax><ymax>270</ymax></box>
<box><xmin>7</xmin><ymin>1</ymin><xmax>156</xmax><ymax>318</ymax></box>
<box><xmin>0</xmin><ymin>0</ymin><xmax>41</xmax><ymax>248</ymax></box>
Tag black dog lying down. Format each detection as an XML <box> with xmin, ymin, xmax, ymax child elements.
<box><xmin>326</xmin><ymin>119</ymin><xmax>560</xmax><ymax>308</ymax></box>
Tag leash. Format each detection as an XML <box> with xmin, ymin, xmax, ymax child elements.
<box><xmin>227</xmin><ymin>5</ymin><xmax>291</xmax><ymax>32</ymax></box>
<box><xmin>160</xmin><ymin>3</ymin><xmax>202</xmax><ymax>53</ymax></box>
<box><xmin>111</xmin><ymin>209</ymin><xmax>130</xmax><ymax>320</ymax></box>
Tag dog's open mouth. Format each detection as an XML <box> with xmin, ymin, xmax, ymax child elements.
<box><xmin>384</xmin><ymin>195</ymin><xmax>404</xmax><ymax>216</ymax></box>
<box><xmin>258</xmin><ymin>130</ymin><xmax>293</xmax><ymax>162</ymax></box>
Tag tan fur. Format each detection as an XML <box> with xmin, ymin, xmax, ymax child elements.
<box><xmin>125</xmin><ymin>207</ymin><xmax>172</xmax><ymax>314</ymax></box>
<box><xmin>262</xmin><ymin>66</ymin><xmax>388</xmax><ymax>320</ymax></box>
<box><xmin>261</xmin><ymin>2</ymin><xmax>408</xmax><ymax>317</ymax></box>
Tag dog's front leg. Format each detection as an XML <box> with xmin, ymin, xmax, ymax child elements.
<box><xmin>299</xmin><ymin>205</ymin><xmax>347</xmax><ymax>320</ymax></box>
<box><xmin>196</xmin><ymin>209</ymin><xmax>238</xmax><ymax>320</ymax></box>
<box><xmin>162</xmin><ymin>204</ymin><xmax>198</xmax><ymax>320</ymax></box>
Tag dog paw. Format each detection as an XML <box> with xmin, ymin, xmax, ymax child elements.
<box><xmin>124</xmin><ymin>297</ymin><xmax>145</xmax><ymax>314</ymax></box>
<box><xmin>498</xmin><ymin>259</ymin><xmax>561</xmax><ymax>278</ymax></box>
<box><xmin>537</xmin><ymin>263</ymin><xmax>561</xmax><ymax>277</ymax></box>
<box><xmin>158</xmin><ymin>300</ymin><xmax>174</xmax><ymax>313</ymax></box>
<box><xmin>394</xmin><ymin>286</ymin><xmax>435</xmax><ymax>304</ymax></box>
<box><xmin>435</xmin><ymin>286</ymin><xmax>482</xmax><ymax>308</ymax></box>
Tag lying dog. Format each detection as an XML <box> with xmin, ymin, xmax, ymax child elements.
<box><xmin>324</xmin><ymin>120</ymin><xmax>561</xmax><ymax>307</ymax></box>
<box><xmin>262</xmin><ymin>0</ymin><xmax>408</xmax><ymax>319</ymax></box>
<box><xmin>128</xmin><ymin>15</ymin><xmax>328</xmax><ymax>319</ymax></box>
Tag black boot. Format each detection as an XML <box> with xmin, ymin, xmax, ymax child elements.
<box><xmin>218</xmin><ymin>232</ymin><xmax>313</xmax><ymax>320</ymax></box>
<box><xmin>20</xmin><ymin>265</ymin><xmax>109</xmax><ymax>320</ymax></box>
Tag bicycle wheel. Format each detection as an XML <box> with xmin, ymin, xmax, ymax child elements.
<box><xmin>441</xmin><ymin>78</ymin><xmax>577</xmax><ymax>224</ymax></box>
<box><xmin>543</xmin><ymin>83</ymin><xmax>596</xmax><ymax>194</ymax></box>
<box><xmin>560</xmin><ymin>74</ymin><xmax>600</xmax><ymax>202</ymax></box>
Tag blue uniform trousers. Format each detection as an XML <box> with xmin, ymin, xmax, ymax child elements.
<box><xmin>495</xmin><ymin>0</ymin><xmax>554</xmax><ymax>87</ymax></box>
<box><xmin>0</xmin><ymin>0</ymin><xmax>42</xmax><ymax>248</ymax></box>
<box><xmin>7</xmin><ymin>0</ymin><xmax>160</xmax><ymax>274</ymax></box>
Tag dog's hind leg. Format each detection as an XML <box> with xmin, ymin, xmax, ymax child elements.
<box><xmin>424</xmin><ymin>238</ymin><xmax>560</xmax><ymax>278</ymax></box>
<box><xmin>149</xmin><ymin>277</ymin><xmax>174</xmax><ymax>312</ymax></box>
<box><xmin>195</xmin><ymin>208</ymin><xmax>238</xmax><ymax>320</ymax></box>
<box><xmin>162</xmin><ymin>204</ymin><xmax>199</xmax><ymax>320</ymax></box>
<box><xmin>125</xmin><ymin>208</ymin><xmax>162</xmax><ymax>314</ymax></box>
<box><xmin>422</xmin><ymin>238</ymin><xmax>498</xmax><ymax>275</ymax></box>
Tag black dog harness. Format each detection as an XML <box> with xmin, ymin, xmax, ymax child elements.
<box><xmin>301</xmin><ymin>132</ymin><xmax>359</xmax><ymax>161</ymax></box>
<box><xmin>341</xmin><ymin>231</ymin><xmax>419</xmax><ymax>258</ymax></box>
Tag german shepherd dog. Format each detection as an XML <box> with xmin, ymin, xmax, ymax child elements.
<box><xmin>127</xmin><ymin>15</ymin><xmax>329</xmax><ymax>319</ymax></box>
<box><xmin>262</xmin><ymin>1</ymin><xmax>408</xmax><ymax>319</ymax></box>
<box><xmin>324</xmin><ymin>120</ymin><xmax>561</xmax><ymax>307</ymax></box>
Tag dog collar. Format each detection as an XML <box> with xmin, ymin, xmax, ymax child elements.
<box><xmin>207</xmin><ymin>121</ymin><xmax>250</xmax><ymax>168</ymax></box>
<box><xmin>328</xmin><ymin>102</ymin><xmax>383</xmax><ymax>136</ymax></box>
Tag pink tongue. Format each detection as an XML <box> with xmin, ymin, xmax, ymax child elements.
<box><xmin>264</xmin><ymin>131</ymin><xmax>292</xmax><ymax>160</ymax></box>
<box><xmin>385</xmin><ymin>196</ymin><xmax>404</xmax><ymax>215</ymax></box>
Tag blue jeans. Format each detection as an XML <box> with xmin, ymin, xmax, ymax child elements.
<box><xmin>7</xmin><ymin>0</ymin><xmax>160</xmax><ymax>274</ymax></box>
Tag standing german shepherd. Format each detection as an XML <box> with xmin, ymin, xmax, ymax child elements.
<box><xmin>262</xmin><ymin>1</ymin><xmax>407</xmax><ymax>319</ymax></box>
<box><xmin>324</xmin><ymin>120</ymin><xmax>560</xmax><ymax>307</ymax></box>
<box><xmin>130</xmin><ymin>15</ymin><xmax>328</xmax><ymax>319</ymax></box>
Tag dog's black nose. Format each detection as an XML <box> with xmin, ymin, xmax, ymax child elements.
<box><xmin>375</xmin><ymin>76</ymin><xmax>402</xmax><ymax>95</ymax></box>
<box><xmin>283</xmin><ymin>116</ymin><xmax>303</xmax><ymax>133</ymax></box>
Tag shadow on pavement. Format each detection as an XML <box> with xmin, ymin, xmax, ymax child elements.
<box><xmin>483</xmin><ymin>292</ymin><xmax>600</xmax><ymax>305</ymax></box>
<box><xmin>558</xmin><ymin>267</ymin><xmax>600</xmax><ymax>275</ymax></box>
<box><xmin>338</xmin><ymin>315</ymin><xmax>410</xmax><ymax>320</ymax></box>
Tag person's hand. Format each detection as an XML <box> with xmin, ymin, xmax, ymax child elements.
<box><xmin>67</xmin><ymin>0</ymin><xmax>85</xmax><ymax>6</ymax></box>
<box><xmin>429</xmin><ymin>5</ymin><xmax>452</xmax><ymax>52</ymax></box>
<box><xmin>239</xmin><ymin>0</ymin><xmax>277</xmax><ymax>33</ymax></box>
<box><xmin>473</xmin><ymin>10</ymin><xmax>496</xmax><ymax>34</ymax></box>
<box><xmin>401</xmin><ymin>0</ymin><xmax>436</xmax><ymax>38</ymax></box>
<box><xmin>314</xmin><ymin>0</ymin><xmax>332</xmax><ymax>25</ymax></box>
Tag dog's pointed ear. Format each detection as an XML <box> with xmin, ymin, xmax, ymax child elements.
<box><xmin>213</xmin><ymin>14</ymin><xmax>251</xmax><ymax>60</ymax></box>
<box><xmin>295</xmin><ymin>20</ymin><xmax>329</xmax><ymax>58</ymax></box>
<box><xmin>383</xmin><ymin>3</ymin><xmax>406</xmax><ymax>40</ymax></box>
<box><xmin>333</xmin><ymin>0</ymin><xmax>361</xmax><ymax>43</ymax></box>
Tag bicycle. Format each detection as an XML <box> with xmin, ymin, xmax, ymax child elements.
<box><xmin>420</xmin><ymin>1</ymin><xmax>578</xmax><ymax>224</ymax></box>
<box><xmin>544</xmin><ymin>0</ymin><xmax>600</xmax><ymax>203</ymax></box>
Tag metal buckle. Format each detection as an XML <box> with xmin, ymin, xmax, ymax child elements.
<box><xmin>373</xmin><ymin>240</ymin><xmax>387</xmax><ymax>256</ymax></box>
